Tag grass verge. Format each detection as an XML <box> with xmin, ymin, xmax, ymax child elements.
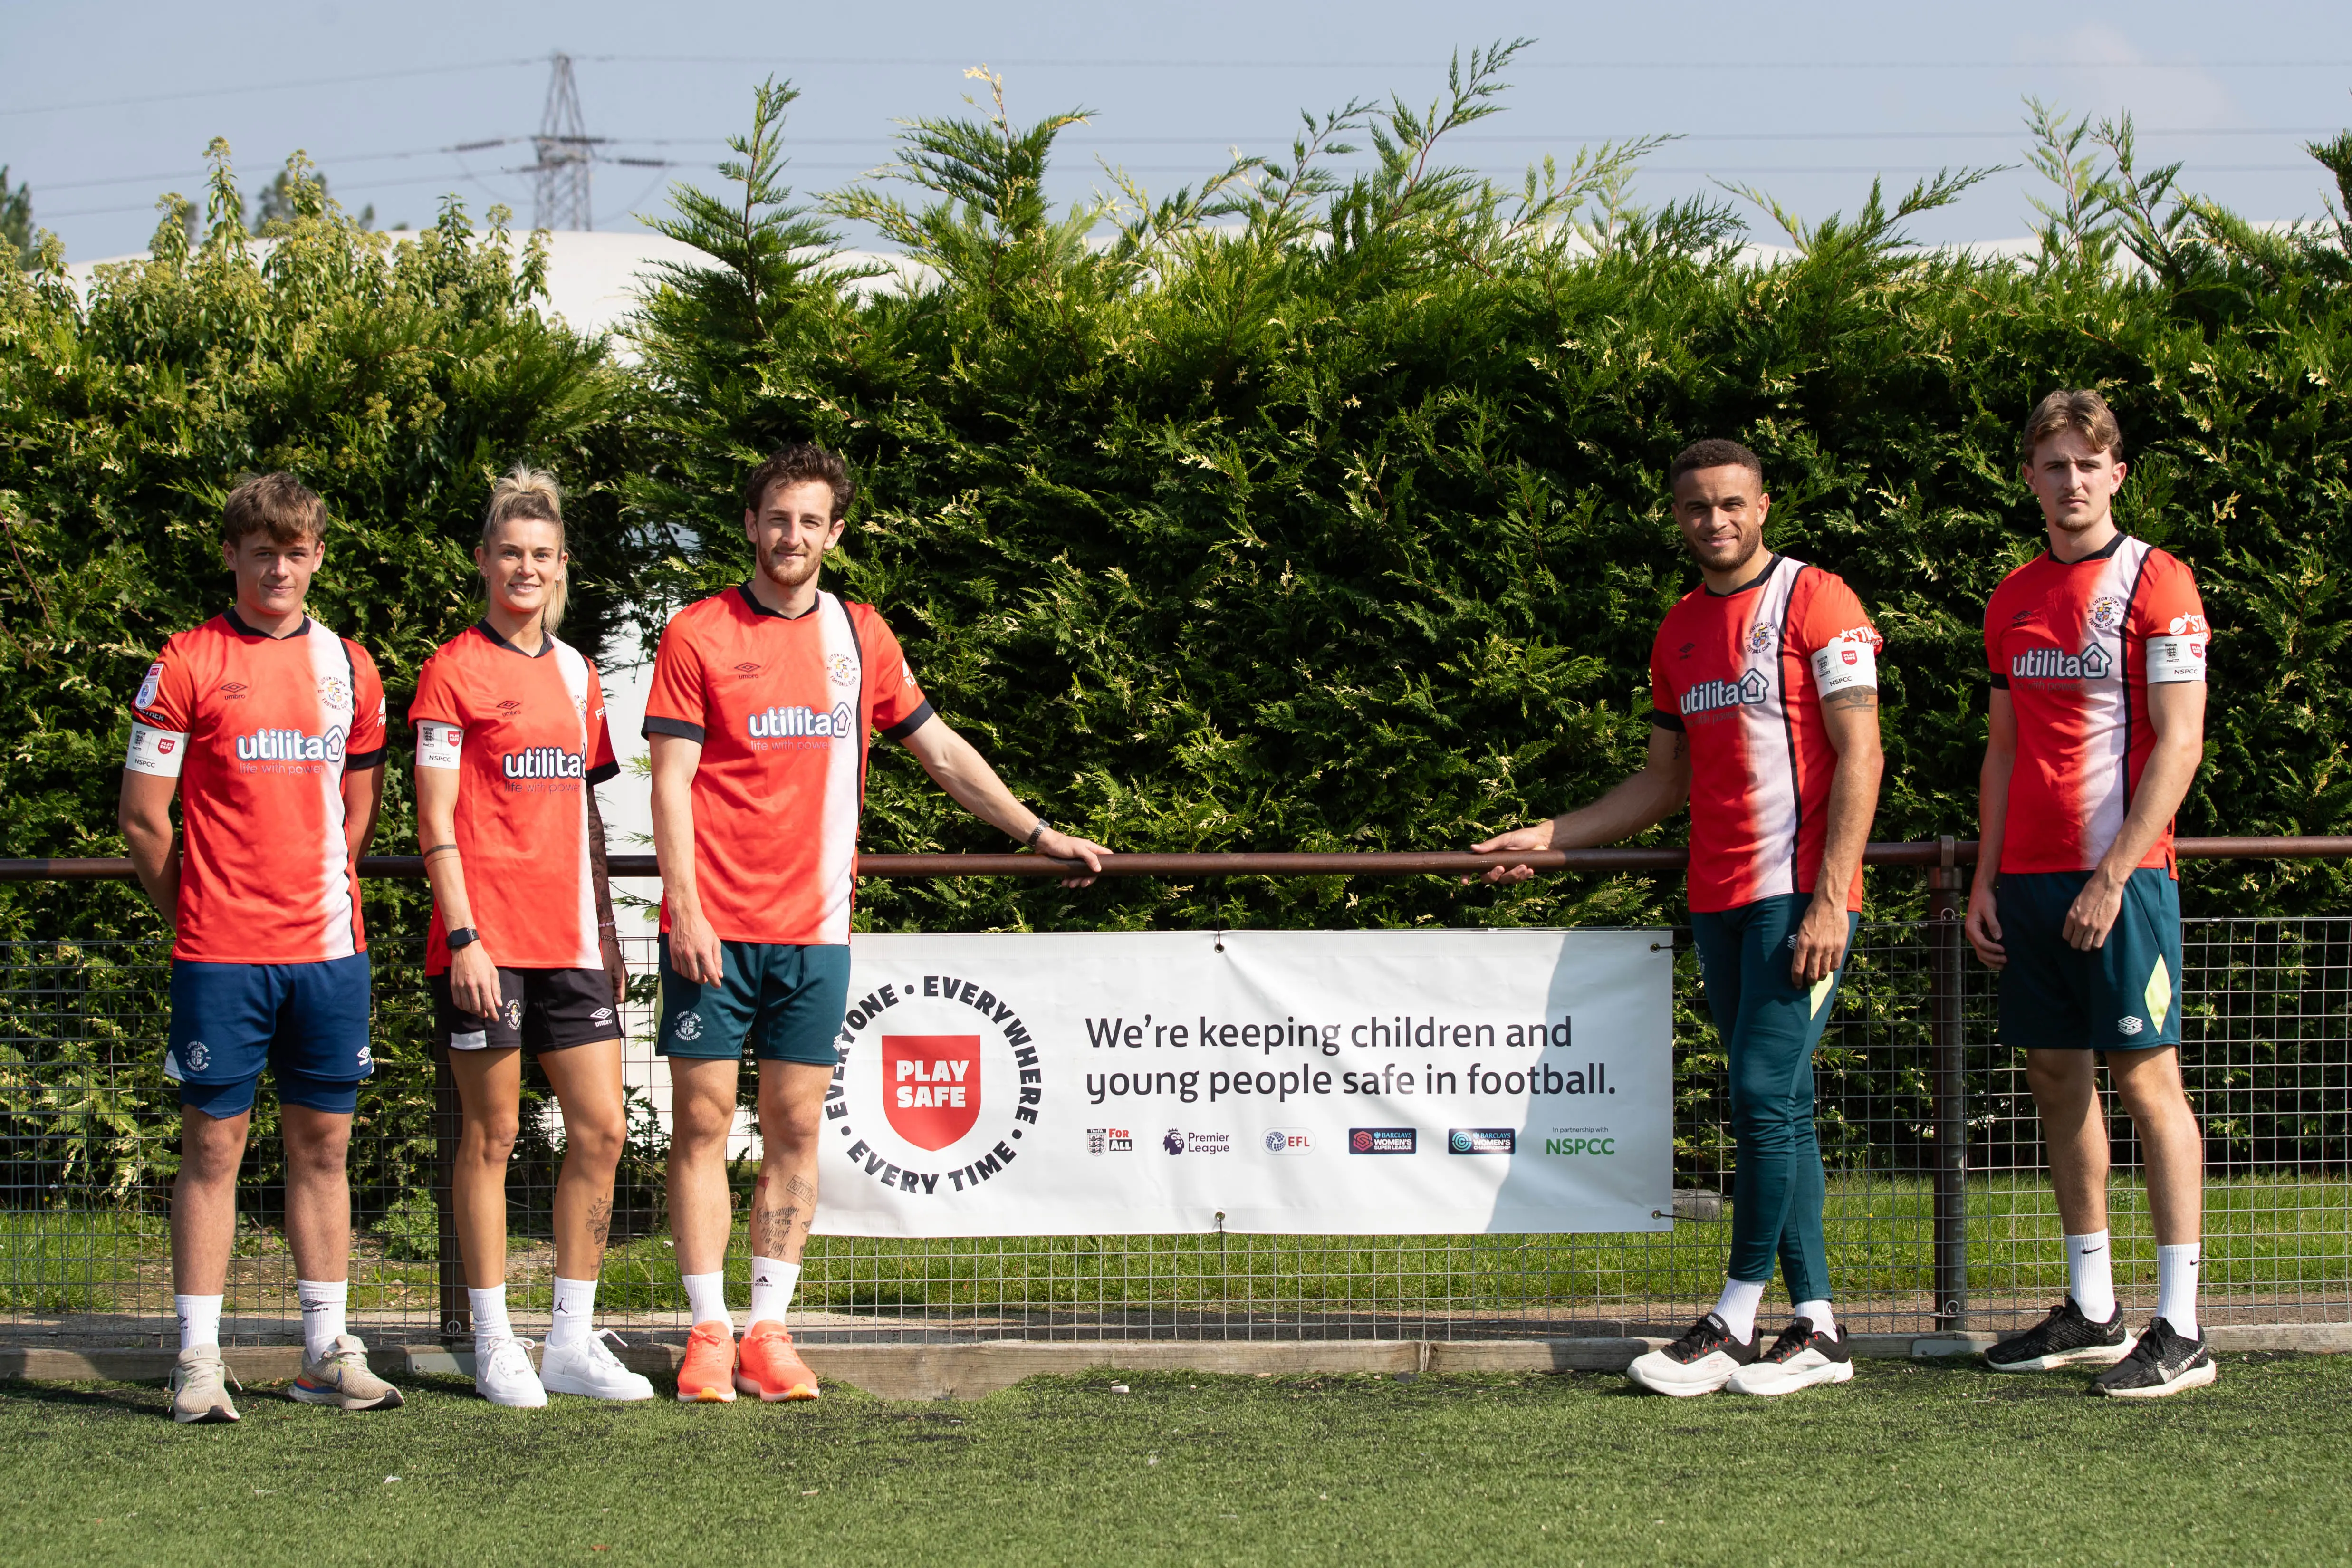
<box><xmin>2</xmin><ymin>1355</ymin><xmax>2349</xmax><ymax>1567</ymax></box>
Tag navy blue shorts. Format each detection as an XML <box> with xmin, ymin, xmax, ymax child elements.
<box><xmin>167</xmin><ymin>952</ymin><xmax>373</xmax><ymax>1117</ymax></box>
<box><xmin>1997</xmin><ymin>868</ymin><xmax>2185</xmax><ymax>1052</ymax></box>
<box><xmin>655</xmin><ymin>938</ymin><xmax>850</xmax><ymax>1066</ymax></box>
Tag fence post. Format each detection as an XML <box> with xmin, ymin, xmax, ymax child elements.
<box><xmin>1926</xmin><ymin>835</ymin><xmax>1969</xmax><ymax>1332</ymax></box>
<box><xmin>432</xmin><ymin>1045</ymin><xmax>469</xmax><ymax>1342</ymax></box>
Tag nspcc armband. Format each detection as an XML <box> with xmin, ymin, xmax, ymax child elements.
<box><xmin>1809</xmin><ymin>636</ymin><xmax>1878</xmax><ymax>698</ymax></box>
<box><xmin>125</xmin><ymin>722</ymin><xmax>188</xmax><ymax>778</ymax></box>
<box><xmin>415</xmin><ymin>721</ymin><xmax>463</xmax><ymax>769</ymax></box>
<box><xmin>2145</xmin><ymin>629</ymin><xmax>2208</xmax><ymax>684</ymax></box>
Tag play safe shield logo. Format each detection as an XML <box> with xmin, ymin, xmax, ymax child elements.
<box><xmin>884</xmin><ymin>1033</ymin><xmax>979</xmax><ymax>1150</ymax></box>
<box><xmin>830</xmin><ymin>972</ymin><xmax>1043</xmax><ymax>1199</ymax></box>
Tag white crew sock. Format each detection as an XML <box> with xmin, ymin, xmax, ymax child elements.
<box><xmin>747</xmin><ymin>1258</ymin><xmax>801</xmax><ymax>1327</ymax></box>
<box><xmin>2156</xmin><ymin>1243</ymin><xmax>2201</xmax><ymax>1337</ymax></box>
<box><xmin>547</xmin><ymin>1276</ymin><xmax>597</xmax><ymax>1350</ymax></box>
<box><xmin>1794</xmin><ymin>1299</ymin><xmax>1837</xmax><ymax>1338</ymax></box>
<box><xmin>296</xmin><ymin>1279</ymin><xmax>347</xmax><ymax>1362</ymax></box>
<box><xmin>2066</xmin><ymin>1230</ymin><xmax>2118</xmax><ymax>1322</ymax></box>
<box><xmin>469</xmin><ymin>1284</ymin><xmax>512</xmax><ymax>1350</ymax></box>
<box><xmin>682</xmin><ymin>1270</ymin><xmax>732</xmax><ymax>1330</ymax></box>
<box><xmin>1712</xmin><ymin>1277</ymin><xmax>1767</xmax><ymax>1343</ymax></box>
<box><xmin>175</xmin><ymin>1292</ymin><xmax>223</xmax><ymax>1353</ymax></box>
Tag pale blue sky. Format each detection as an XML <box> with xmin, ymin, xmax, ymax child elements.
<box><xmin>8</xmin><ymin>0</ymin><xmax>2352</xmax><ymax>261</ymax></box>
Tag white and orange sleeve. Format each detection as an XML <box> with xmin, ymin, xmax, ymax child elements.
<box><xmin>124</xmin><ymin>643</ymin><xmax>194</xmax><ymax>778</ymax></box>
<box><xmin>2139</xmin><ymin>554</ymin><xmax>2210</xmax><ymax>685</ymax></box>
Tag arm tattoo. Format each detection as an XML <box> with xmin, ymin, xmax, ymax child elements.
<box><xmin>1822</xmin><ymin>688</ymin><xmax>1880</xmax><ymax>712</ymax></box>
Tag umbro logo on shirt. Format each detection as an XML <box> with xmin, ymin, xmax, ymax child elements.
<box><xmin>496</xmin><ymin>699</ymin><xmax>523</xmax><ymax>713</ymax></box>
<box><xmin>1676</xmin><ymin>642</ymin><xmax>1696</xmax><ymax>659</ymax></box>
<box><xmin>730</xmin><ymin>662</ymin><xmax>762</xmax><ymax>677</ymax></box>
<box><xmin>218</xmin><ymin>681</ymin><xmax>250</xmax><ymax>699</ymax></box>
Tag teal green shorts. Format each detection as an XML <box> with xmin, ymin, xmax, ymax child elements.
<box><xmin>1996</xmin><ymin>868</ymin><xmax>2185</xmax><ymax>1052</ymax></box>
<box><xmin>655</xmin><ymin>937</ymin><xmax>852</xmax><ymax>1066</ymax></box>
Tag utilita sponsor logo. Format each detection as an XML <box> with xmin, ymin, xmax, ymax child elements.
<box><xmin>1680</xmin><ymin>670</ymin><xmax>1769</xmax><ymax>716</ymax></box>
<box><xmin>1348</xmin><ymin>1127</ymin><xmax>1416</xmax><ymax>1154</ymax></box>
<box><xmin>2012</xmin><ymin>645</ymin><xmax>2112</xmax><ymax>681</ymax></box>
<box><xmin>749</xmin><ymin>702</ymin><xmax>853</xmax><ymax>739</ymax></box>
<box><xmin>501</xmin><ymin>746</ymin><xmax>585</xmax><ymax>779</ymax></box>
<box><xmin>234</xmin><ymin>727</ymin><xmax>343</xmax><ymax>762</ymax></box>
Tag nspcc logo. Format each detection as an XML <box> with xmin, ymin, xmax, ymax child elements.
<box><xmin>829</xmin><ymin>972</ymin><xmax>1041</xmax><ymax>1199</ymax></box>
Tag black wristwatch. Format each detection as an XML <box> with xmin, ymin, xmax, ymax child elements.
<box><xmin>1026</xmin><ymin>818</ymin><xmax>1051</xmax><ymax>848</ymax></box>
<box><xmin>446</xmin><ymin>927</ymin><xmax>480</xmax><ymax>951</ymax></box>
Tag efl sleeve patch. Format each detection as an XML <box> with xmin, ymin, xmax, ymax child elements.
<box><xmin>2144</xmin><ymin>632</ymin><xmax>2208</xmax><ymax>685</ymax></box>
<box><xmin>416</xmin><ymin>721</ymin><xmax>463</xmax><ymax>769</ymax></box>
<box><xmin>134</xmin><ymin>661</ymin><xmax>165</xmax><ymax>713</ymax></box>
<box><xmin>1810</xmin><ymin>637</ymin><xmax>1878</xmax><ymax>697</ymax></box>
<box><xmin>125</xmin><ymin>721</ymin><xmax>188</xmax><ymax>778</ymax></box>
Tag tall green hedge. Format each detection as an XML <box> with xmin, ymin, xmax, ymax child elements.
<box><xmin>628</xmin><ymin>67</ymin><xmax>2352</xmax><ymax>932</ymax></box>
<box><xmin>5</xmin><ymin>63</ymin><xmax>2351</xmax><ymax>943</ymax></box>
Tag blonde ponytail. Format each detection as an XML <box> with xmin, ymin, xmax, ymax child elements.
<box><xmin>480</xmin><ymin>466</ymin><xmax>569</xmax><ymax>633</ymax></box>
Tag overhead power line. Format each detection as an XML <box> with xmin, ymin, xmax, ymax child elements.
<box><xmin>529</xmin><ymin>53</ymin><xmax>595</xmax><ymax>231</ymax></box>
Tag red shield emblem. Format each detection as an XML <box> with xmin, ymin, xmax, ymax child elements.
<box><xmin>882</xmin><ymin>1035</ymin><xmax>981</xmax><ymax>1150</ymax></box>
<box><xmin>1841</xmin><ymin>649</ymin><xmax>1858</xmax><ymax>665</ymax></box>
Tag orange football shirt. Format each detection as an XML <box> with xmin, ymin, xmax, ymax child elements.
<box><xmin>409</xmin><ymin>624</ymin><xmax>620</xmax><ymax>973</ymax></box>
<box><xmin>643</xmin><ymin>587</ymin><xmax>931</xmax><ymax>945</ymax></box>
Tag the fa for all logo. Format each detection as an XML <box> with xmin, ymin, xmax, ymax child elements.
<box><xmin>827</xmin><ymin>971</ymin><xmax>1043</xmax><ymax>1199</ymax></box>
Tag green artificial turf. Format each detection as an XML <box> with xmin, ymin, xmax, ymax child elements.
<box><xmin>2</xmin><ymin>1355</ymin><xmax>2347</xmax><ymax>1567</ymax></box>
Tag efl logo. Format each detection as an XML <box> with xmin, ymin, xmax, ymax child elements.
<box><xmin>1348</xmin><ymin>1127</ymin><xmax>1416</xmax><ymax>1154</ymax></box>
<box><xmin>1261</xmin><ymin>1128</ymin><xmax>1312</xmax><ymax>1155</ymax></box>
<box><xmin>883</xmin><ymin>1034</ymin><xmax>980</xmax><ymax>1151</ymax></box>
<box><xmin>1448</xmin><ymin>1128</ymin><xmax>1516</xmax><ymax>1155</ymax></box>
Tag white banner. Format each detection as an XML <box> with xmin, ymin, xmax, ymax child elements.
<box><xmin>812</xmin><ymin>929</ymin><xmax>1674</xmax><ymax>1237</ymax></box>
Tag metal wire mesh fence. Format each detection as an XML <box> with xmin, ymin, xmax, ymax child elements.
<box><xmin>4</xmin><ymin>887</ymin><xmax>2344</xmax><ymax>1349</ymax></box>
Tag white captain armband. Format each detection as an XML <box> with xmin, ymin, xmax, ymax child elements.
<box><xmin>416</xmin><ymin>721</ymin><xmax>464</xmax><ymax>769</ymax></box>
<box><xmin>125</xmin><ymin>722</ymin><xmax>188</xmax><ymax>778</ymax></box>
<box><xmin>1809</xmin><ymin>636</ymin><xmax>1878</xmax><ymax>698</ymax></box>
<box><xmin>2145</xmin><ymin>631</ymin><xmax>2208</xmax><ymax>684</ymax></box>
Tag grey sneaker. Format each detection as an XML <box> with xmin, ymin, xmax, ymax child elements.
<box><xmin>288</xmin><ymin>1333</ymin><xmax>404</xmax><ymax>1410</ymax></box>
<box><xmin>170</xmin><ymin>1346</ymin><xmax>242</xmax><ymax>1424</ymax></box>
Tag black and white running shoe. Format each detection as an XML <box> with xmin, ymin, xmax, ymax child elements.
<box><xmin>2088</xmin><ymin>1318</ymin><xmax>2217</xmax><ymax>1399</ymax></box>
<box><xmin>1983</xmin><ymin>1299</ymin><xmax>2132</xmax><ymax>1373</ymax></box>
<box><xmin>1626</xmin><ymin>1313</ymin><xmax>1759</xmax><ymax>1397</ymax></box>
<box><xmin>1726</xmin><ymin>1318</ymin><xmax>1854</xmax><ymax>1396</ymax></box>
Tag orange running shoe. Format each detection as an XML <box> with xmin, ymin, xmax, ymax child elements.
<box><xmin>734</xmin><ymin>1320</ymin><xmax>819</xmax><ymax>1402</ymax></box>
<box><xmin>675</xmin><ymin>1320</ymin><xmax>738</xmax><ymax>1403</ymax></box>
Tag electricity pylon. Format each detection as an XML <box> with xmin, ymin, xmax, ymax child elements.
<box><xmin>532</xmin><ymin>52</ymin><xmax>594</xmax><ymax>231</ymax></box>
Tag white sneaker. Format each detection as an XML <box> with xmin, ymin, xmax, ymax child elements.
<box><xmin>1626</xmin><ymin>1313</ymin><xmax>1760</xmax><ymax>1396</ymax></box>
<box><xmin>474</xmin><ymin>1337</ymin><xmax>548</xmax><ymax>1408</ymax></box>
<box><xmin>539</xmin><ymin>1329</ymin><xmax>656</xmax><ymax>1402</ymax></box>
<box><xmin>1726</xmin><ymin>1318</ymin><xmax>1856</xmax><ymax>1396</ymax></box>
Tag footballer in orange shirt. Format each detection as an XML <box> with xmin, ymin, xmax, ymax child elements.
<box><xmin>645</xmin><ymin>445</ymin><xmax>1109</xmax><ymax>1404</ymax></box>
<box><xmin>1968</xmin><ymin>391</ymin><xmax>2215</xmax><ymax>1397</ymax></box>
<box><xmin>1475</xmin><ymin>440</ymin><xmax>1885</xmax><ymax>1399</ymax></box>
<box><xmin>119</xmin><ymin>474</ymin><xmax>403</xmax><ymax>1423</ymax></box>
<box><xmin>411</xmin><ymin>468</ymin><xmax>652</xmax><ymax>1408</ymax></box>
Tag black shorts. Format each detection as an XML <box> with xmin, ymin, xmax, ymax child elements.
<box><xmin>430</xmin><ymin>966</ymin><xmax>624</xmax><ymax>1055</ymax></box>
